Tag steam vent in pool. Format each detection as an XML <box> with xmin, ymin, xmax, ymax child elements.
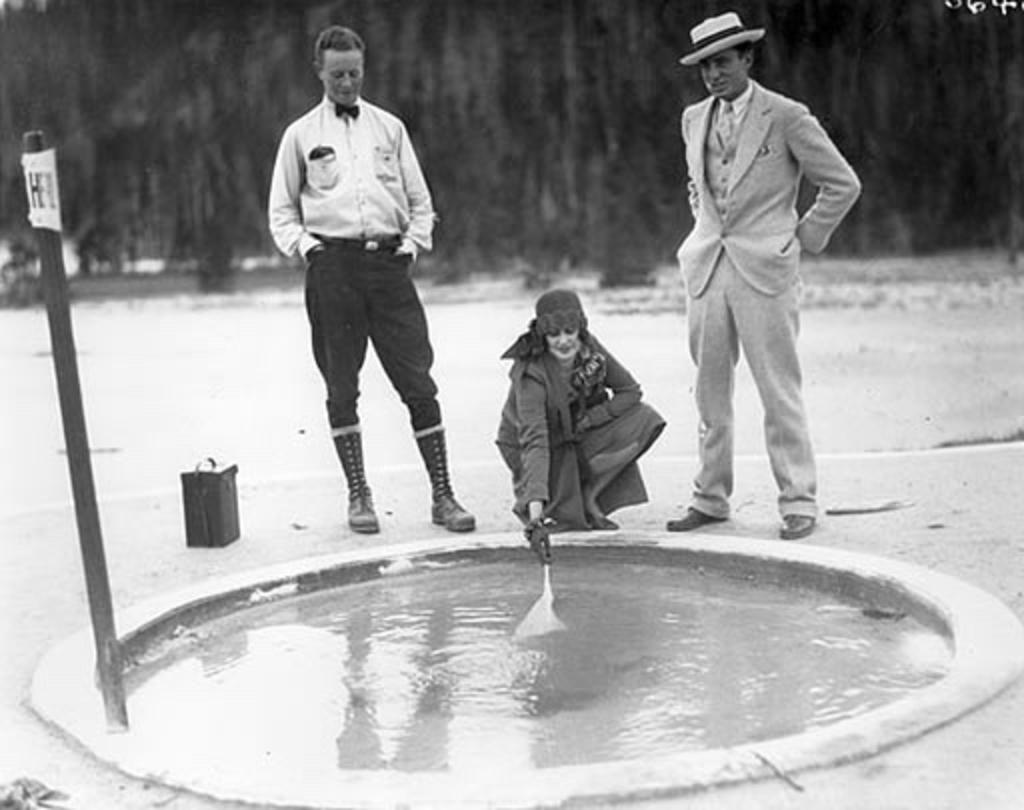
<box><xmin>32</xmin><ymin>532</ymin><xmax>1024</xmax><ymax>809</ymax></box>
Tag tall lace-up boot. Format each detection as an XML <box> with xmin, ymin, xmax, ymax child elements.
<box><xmin>415</xmin><ymin>426</ymin><xmax>476</xmax><ymax>533</ymax></box>
<box><xmin>333</xmin><ymin>429</ymin><xmax>380</xmax><ymax>534</ymax></box>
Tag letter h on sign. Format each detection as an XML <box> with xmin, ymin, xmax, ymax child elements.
<box><xmin>27</xmin><ymin>171</ymin><xmax>54</xmax><ymax>209</ymax></box>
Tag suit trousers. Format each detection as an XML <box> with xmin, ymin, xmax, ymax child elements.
<box><xmin>304</xmin><ymin>245</ymin><xmax>440</xmax><ymax>433</ymax></box>
<box><xmin>687</xmin><ymin>252</ymin><xmax>817</xmax><ymax>519</ymax></box>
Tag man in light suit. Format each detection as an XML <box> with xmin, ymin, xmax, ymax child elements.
<box><xmin>667</xmin><ymin>12</ymin><xmax>861</xmax><ymax>540</ymax></box>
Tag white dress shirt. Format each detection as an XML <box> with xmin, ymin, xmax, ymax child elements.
<box><xmin>715</xmin><ymin>80</ymin><xmax>754</xmax><ymax>134</ymax></box>
<box><xmin>268</xmin><ymin>96</ymin><xmax>435</xmax><ymax>259</ymax></box>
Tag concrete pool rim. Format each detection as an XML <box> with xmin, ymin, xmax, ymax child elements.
<box><xmin>31</xmin><ymin>531</ymin><xmax>1024</xmax><ymax>809</ymax></box>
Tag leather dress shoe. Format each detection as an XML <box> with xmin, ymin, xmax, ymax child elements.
<box><xmin>666</xmin><ymin>508</ymin><xmax>727</xmax><ymax>532</ymax></box>
<box><xmin>779</xmin><ymin>514</ymin><xmax>816</xmax><ymax>541</ymax></box>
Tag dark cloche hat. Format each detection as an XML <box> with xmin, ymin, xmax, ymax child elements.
<box><xmin>534</xmin><ymin>289</ymin><xmax>587</xmax><ymax>334</ymax></box>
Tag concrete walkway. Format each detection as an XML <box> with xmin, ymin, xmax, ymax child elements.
<box><xmin>2</xmin><ymin>443</ymin><xmax>1023</xmax><ymax>809</ymax></box>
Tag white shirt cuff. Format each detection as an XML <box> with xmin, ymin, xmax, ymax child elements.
<box><xmin>298</xmin><ymin>233</ymin><xmax>323</xmax><ymax>258</ymax></box>
<box><xmin>397</xmin><ymin>238</ymin><xmax>419</xmax><ymax>259</ymax></box>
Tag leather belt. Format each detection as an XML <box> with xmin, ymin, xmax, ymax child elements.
<box><xmin>312</xmin><ymin>234</ymin><xmax>401</xmax><ymax>252</ymax></box>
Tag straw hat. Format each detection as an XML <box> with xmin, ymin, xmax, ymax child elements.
<box><xmin>679</xmin><ymin>12</ymin><xmax>765</xmax><ymax>67</ymax></box>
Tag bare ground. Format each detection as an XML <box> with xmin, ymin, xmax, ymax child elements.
<box><xmin>2</xmin><ymin>252</ymin><xmax>1024</xmax><ymax>808</ymax></box>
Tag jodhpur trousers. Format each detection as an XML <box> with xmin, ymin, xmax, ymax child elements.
<box><xmin>304</xmin><ymin>244</ymin><xmax>441</xmax><ymax>434</ymax></box>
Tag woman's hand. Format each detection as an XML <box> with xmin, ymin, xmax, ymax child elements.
<box><xmin>524</xmin><ymin>516</ymin><xmax>554</xmax><ymax>565</ymax></box>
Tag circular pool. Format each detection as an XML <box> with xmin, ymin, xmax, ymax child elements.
<box><xmin>32</xmin><ymin>533</ymin><xmax>1024</xmax><ymax>808</ymax></box>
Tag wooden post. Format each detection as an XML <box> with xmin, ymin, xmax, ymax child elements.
<box><xmin>21</xmin><ymin>130</ymin><xmax>129</xmax><ymax>731</ymax></box>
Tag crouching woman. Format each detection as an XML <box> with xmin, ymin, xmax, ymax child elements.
<box><xmin>496</xmin><ymin>289</ymin><xmax>666</xmax><ymax>536</ymax></box>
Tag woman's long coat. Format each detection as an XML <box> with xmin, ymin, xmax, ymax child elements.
<box><xmin>495</xmin><ymin>335</ymin><xmax>652</xmax><ymax>529</ymax></box>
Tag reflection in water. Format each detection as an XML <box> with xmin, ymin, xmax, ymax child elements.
<box><xmin>127</xmin><ymin>624</ymin><xmax>349</xmax><ymax>777</ymax></box>
<box><xmin>125</xmin><ymin>554</ymin><xmax>951</xmax><ymax>782</ymax></box>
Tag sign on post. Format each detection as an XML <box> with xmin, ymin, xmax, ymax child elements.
<box><xmin>21</xmin><ymin>148</ymin><xmax>63</xmax><ymax>232</ymax></box>
<box><xmin>22</xmin><ymin>130</ymin><xmax>128</xmax><ymax>731</ymax></box>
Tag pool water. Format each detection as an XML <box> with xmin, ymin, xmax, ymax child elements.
<box><xmin>124</xmin><ymin>551</ymin><xmax>951</xmax><ymax>778</ymax></box>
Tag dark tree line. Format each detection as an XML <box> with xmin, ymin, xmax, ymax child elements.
<box><xmin>1</xmin><ymin>0</ymin><xmax>1022</xmax><ymax>289</ymax></box>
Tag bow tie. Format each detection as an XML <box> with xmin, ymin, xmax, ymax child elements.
<box><xmin>335</xmin><ymin>103</ymin><xmax>359</xmax><ymax>120</ymax></box>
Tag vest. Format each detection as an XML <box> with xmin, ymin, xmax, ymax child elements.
<box><xmin>704</xmin><ymin>102</ymin><xmax>742</xmax><ymax>220</ymax></box>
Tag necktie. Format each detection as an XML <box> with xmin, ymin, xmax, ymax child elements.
<box><xmin>717</xmin><ymin>101</ymin><xmax>735</xmax><ymax>145</ymax></box>
<box><xmin>335</xmin><ymin>103</ymin><xmax>359</xmax><ymax>120</ymax></box>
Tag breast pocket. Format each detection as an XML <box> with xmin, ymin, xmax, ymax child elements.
<box><xmin>374</xmin><ymin>147</ymin><xmax>399</xmax><ymax>183</ymax></box>
<box><xmin>752</xmin><ymin>141</ymin><xmax>789</xmax><ymax>168</ymax></box>
<box><xmin>307</xmin><ymin>146</ymin><xmax>340</xmax><ymax>190</ymax></box>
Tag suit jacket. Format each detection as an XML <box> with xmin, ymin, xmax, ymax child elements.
<box><xmin>677</xmin><ymin>81</ymin><xmax>862</xmax><ymax>297</ymax></box>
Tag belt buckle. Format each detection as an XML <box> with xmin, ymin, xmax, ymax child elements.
<box><xmin>365</xmin><ymin>239</ymin><xmax>380</xmax><ymax>252</ymax></box>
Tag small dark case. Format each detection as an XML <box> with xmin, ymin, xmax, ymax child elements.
<box><xmin>181</xmin><ymin>460</ymin><xmax>240</xmax><ymax>548</ymax></box>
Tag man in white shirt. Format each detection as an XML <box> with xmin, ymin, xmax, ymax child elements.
<box><xmin>268</xmin><ymin>25</ymin><xmax>474</xmax><ymax>535</ymax></box>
